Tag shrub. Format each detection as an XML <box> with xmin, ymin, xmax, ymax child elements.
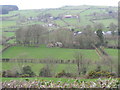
<box><xmin>39</xmin><ymin>65</ymin><xmax>52</xmax><ymax>77</ymax></box>
<box><xmin>87</xmin><ymin>70</ymin><xmax>116</xmax><ymax>78</ymax></box>
<box><xmin>95</xmin><ymin>65</ymin><xmax>101</xmax><ymax>72</ymax></box>
<box><xmin>2</xmin><ymin>71</ymin><xmax>6</xmax><ymax>77</ymax></box>
<box><xmin>22</xmin><ymin>66</ymin><xmax>35</xmax><ymax>77</ymax></box>
<box><xmin>82</xmin><ymin>67</ymin><xmax>87</xmax><ymax>75</ymax></box>
<box><xmin>21</xmin><ymin>74</ymin><xmax>30</xmax><ymax>77</ymax></box>
<box><xmin>2</xmin><ymin>70</ymin><xmax>19</xmax><ymax>77</ymax></box>
<box><xmin>55</xmin><ymin>70</ymin><xmax>73</xmax><ymax>78</ymax></box>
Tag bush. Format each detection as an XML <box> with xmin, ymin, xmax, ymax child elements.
<box><xmin>39</xmin><ymin>65</ymin><xmax>52</xmax><ymax>77</ymax></box>
<box><xmin>55</xmin><ymin>70</ymin><xmax>73</xmax><ymax>78</ymax></box>
<box><xmin>22</xmin><ymin>66</ymin><xmax>35</xmax><ymax>77</ymax></box>
<box><xmin>2</xmin><ymin>70</ymin><xmax>19</xmax><ymax>77</ymax></box>
<box><xmin>21</xmin><ymin>74</ymin><xmax>30</xmax><ymax>77</ymax></box>
<box><xmin>95</xmin><ymin>65</ymin><xmax>101</xmax><ymax>72</ymax></box>
<box><xmin>82</xmin><ymin>67</ymin><xmax>87</xmax><ymax>75</ymax></box>
<box><xmin>87</xmin><ymin>70</ymin><xmax>116</xmax><ymax>78</ymax></box>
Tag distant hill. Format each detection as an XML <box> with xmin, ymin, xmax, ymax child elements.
<box><xmin>0</xmin><ymin>5</ymin><xmax>19</xmax><ymax>14</ymax></box>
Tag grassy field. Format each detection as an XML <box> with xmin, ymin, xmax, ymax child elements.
<box><xmin>2</xmin><ymin>46</ymin><xmax>118</xmax><ymax>75</ymax></box>
<box><xmin>2</xmin><ymin>62</ymin><xmax>78</xmax><ymax>75</ymax></box>
<box><xmin>2</xmin><ymin>45</ymin><xmax>100</xmax><ymax>60</ymax></box>
<box><xmin>54</xmin><ymin>20</ymin><xmax>66</xmax><ymax>26</ymax></box>
<box><xmin>93</xmin><ymin>19</ymin><xmax>117</xmax><ymax>28</ymax></box>
<box><xmin>1</xmin><ymin>21</ymin><xmax>16</xmax><ymax>28</ymax></box>
<box><xmin>2</xmin><ymin>45</ymin><xmax>118</xmax><ymax>60</ymax></box>
<box><xmin>2</xmin><ymin>32</ymin><xmax>15</xmax><ymax>37</ymax></box>
<box><xmin>105</xmin><ymin>49</ymin><xmax>118</xmax><ymax>62</ymax></box>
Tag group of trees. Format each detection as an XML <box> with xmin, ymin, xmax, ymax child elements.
<box><xmin>16</xmin><ymin>24</ymin><xmax>49</xmax><ymax>47</ymax></box>
<box><xmin>15</xmin><ymin>25</ymin><xmax>98</xmax><ymax>49</ymax></box>
<box><xmin>74</xmin><ymin>25</ymin><xmax>99</xmax><ymax>49</ymax></box>
<box><xmin>49</xmin><ymin>28</ymin><xmax>74</xmax><ymax>48</ymax></box>
<box><xmin>15</xmin><ymin>22</ymin><xmax>118</xmax><ymax>49</ymax></box>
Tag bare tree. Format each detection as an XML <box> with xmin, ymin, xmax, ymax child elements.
<box><xmin>49</xmin><ymin>28</ymin><xmax>74</xmax><ymax>48</ymax></box>
<box><xmin>94</xmin><ymin>23</ymin><xmax>105</xmax><ymax>31</ymax></box>
<box><xmin>74</xmin><ymin>25</ymin><xmax>99</xmax><ymax>49</ymax></box>
<box><xmin>74</xmin><ymin>51</ymin><xmax>90</xmax><ymax>75</ymax></box>
<box><xmin>16</xmin><ymin>24</ymin><xmax>48</xmax><ymax>47</ymax></box>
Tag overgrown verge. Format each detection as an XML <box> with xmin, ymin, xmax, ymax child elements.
<box><xmin>2</xmin><ymin>78</ymin><xmax>119</xmax><ymax>88</ymax></box>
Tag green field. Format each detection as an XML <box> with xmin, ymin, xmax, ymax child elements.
<box><xmin>2</xmin><ymin>62</ymin><xmax>78</xmax><ymax>75</ymax></box>
<box><xmin>2</xmin><ymin>45</ymin><xmax>118</xmax><ymax>60</ymax></box>
<box><xmin>2</xmin><ymin>32</ymin><xmax>15</xmax><ymax>37</ymax></box>
<box><xmin>93</xmin><ymin>19</ymin><xmax>117</xmax><ymax>27</ymax></box>
<box><xmin>1</xmin><ymin>21</ymin><xmax>16</xmax><ymax>28</ymax></box>
<box><xmin>2</xmin><ymin>46</ymin><xmax>118</xmax><ymax>76</ymax></box>
<box><xmin>2</xmin><ymin>45</ymin><xmax>100</xmax><ymax>60</ymax></box>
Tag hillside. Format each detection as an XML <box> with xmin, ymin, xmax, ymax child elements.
<box><xmin>1</xmin><ymin>5</ymin><xmax>119</xmax><ymax>82</ymax></box>
<box><xmin>0</xmin><ymin>5</ymin><xmax>118</xmax><ymax>50</ymax></box>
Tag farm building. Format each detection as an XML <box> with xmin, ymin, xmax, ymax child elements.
<box><xmin>64</xmin><ymin>15</ymin><xmax>72</xmax><ymax>18</ymax></box>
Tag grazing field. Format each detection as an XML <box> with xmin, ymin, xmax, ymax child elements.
<box><xmin>2</xmin><ymin>46</ymin><xmax>118</xmax><ymax>60</ymax></box>
<box><xmin>54</xmin><ymin>20</ymin><xmax>66</xmax><ymax>26</ymax></box>
<box><xmin>105</xmin><ymin>49</ymin><xmax>118</xmax><ymax>57</ymax></box>
<box><xmin>2</xmin><ymin>32</ymin><xmax>15</xmax><ymax>37</ymax></box>
<box><xmin>2</xmin><ymin>61</ymin><xmax>111</xmax><ymax>76</ymax></box>
<box><xmin>2</xmin><ymin>46</ymin><xmax>118</xmax><ymax>75</ymax></box>
<box><xmin>2</xmin><ymin>45</ymin><xmax>99</xmax><ymax>60</ymax></box>
<box><xmin>93</xmin><ymin>19</ymin><xmax>117</xmax><ymax>27</ymax></box>
<box><xmin>2</xmin><ymin>61</ymin><xmax>96</xmax><ymax>75</ymax></box>
<box><xmin>1</xmin><ymin>21</ymin><xmax>16</xmax><ymax>28</ymax></box>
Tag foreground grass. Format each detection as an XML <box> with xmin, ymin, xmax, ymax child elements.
<box><xmin>1</xmin><ymin>77</ymin><xmax>100</xmax><ymax>82</ymax></box>
<box><xmin>2</xmin><ymin>77</ymin><xmax>97</xmax><ymax>83</ymax></box>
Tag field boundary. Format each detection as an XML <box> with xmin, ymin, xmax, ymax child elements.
<box><xmin>0</xmin><ymin>44</ymin><xmax>16</xmax><ymax>54</ymax></box>
<box><xmin>1</xmin><ymin>58</ymin><xmax>77</xmax><ymax>64</ymax></box>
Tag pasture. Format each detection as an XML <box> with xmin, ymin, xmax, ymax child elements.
<box><xmin>1</xmin><ymin>45</ymin><xmax>118</xmax><ymax>76</ymax></box>
<box><xmin>2</xmin><ymin>45</ymin><xmax>100</xmax><ymax>60</ymax></box>
<box><xmin>2</xmin><ymin>62</ymin><xmax>78</xmax><ymax>76</ymax></box>
<box><xmin>0</xmin><ymin>21</ymin><xmax>16</xmax><ymax>28</ymax></box>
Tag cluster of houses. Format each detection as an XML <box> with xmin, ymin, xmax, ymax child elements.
<box><xmin>73</xmin><ymin>31</ymin><xmax>116</xmax><ymax>36</ymax></box>
<box><xmin>27</xmin><ymin>14</ymin><xmax>78</xmax><ymax>22</ymax></box>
